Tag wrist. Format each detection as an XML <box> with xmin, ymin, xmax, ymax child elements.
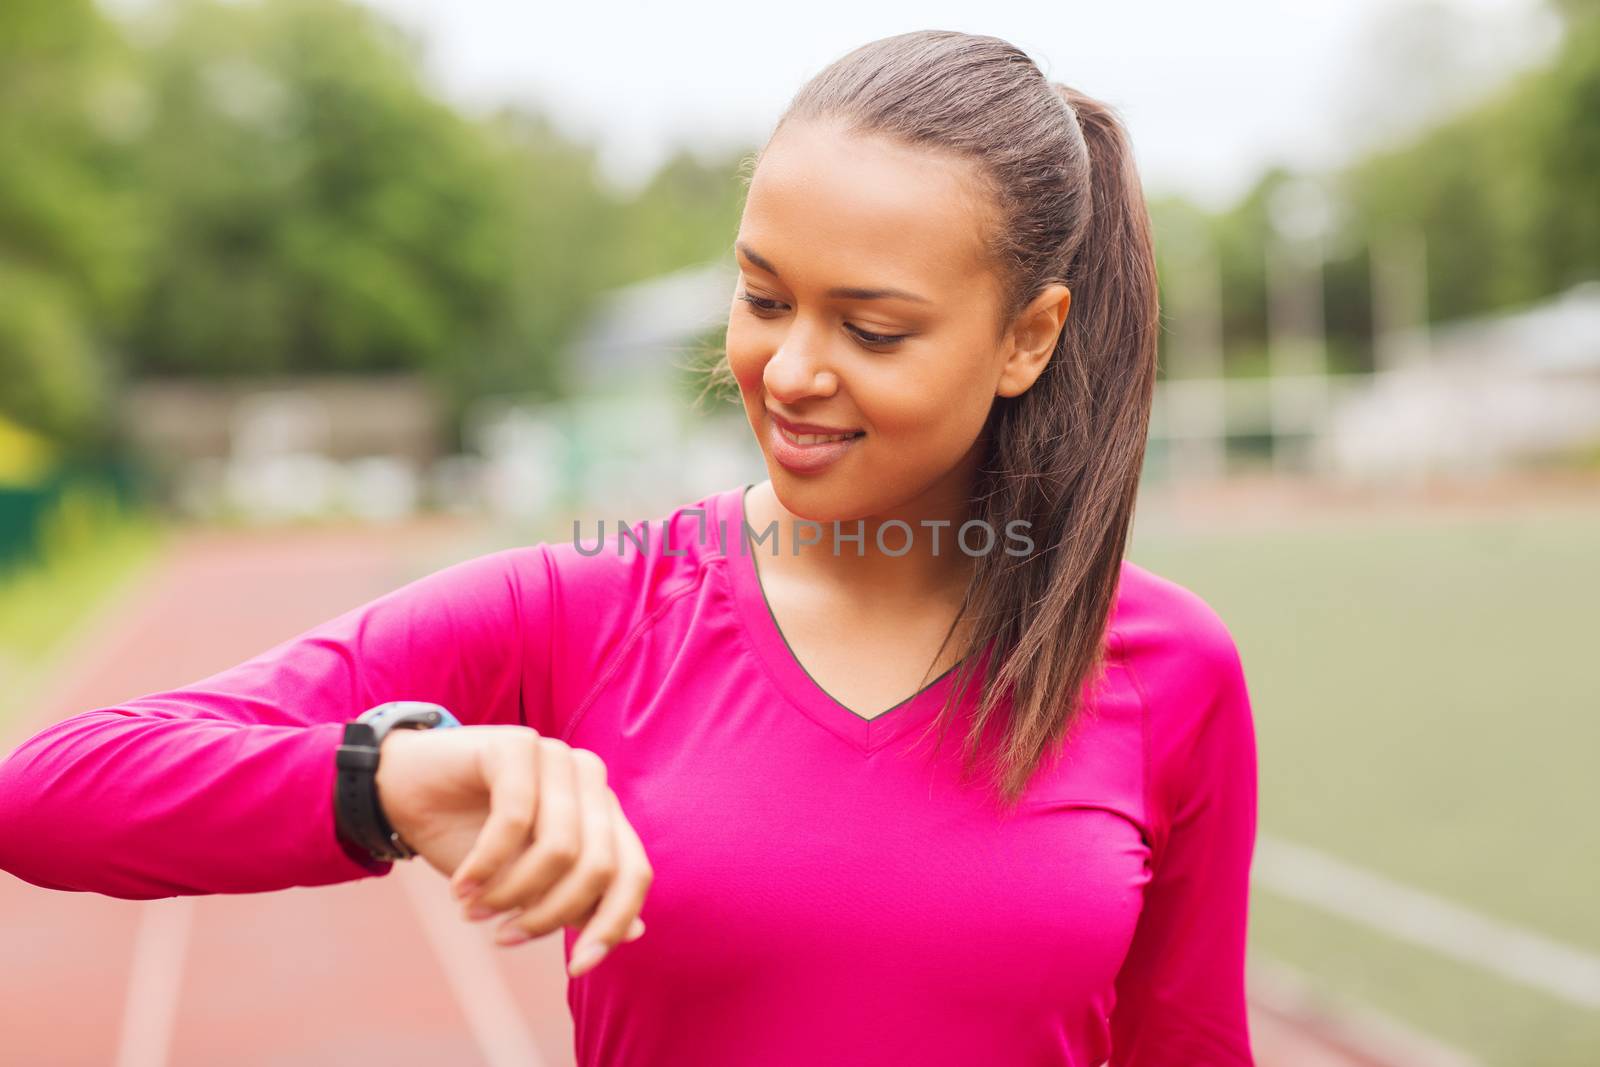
<box><xmin>333</xmin><ymin>721</ymin><xmax>403</xmax><ymax>862</ymax></box>
<box><xmin>332</xmin><ymin>702</ymin><xmax>463</xmax><ymax>865</ymax></box>
<box><xmin>372</xmin><ymin>727</ymin><xmax>426</xmax><ymax>851</ymax></box>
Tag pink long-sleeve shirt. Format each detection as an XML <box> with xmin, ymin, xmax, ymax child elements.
<box><xmin>0</xmin><ymin>482</ymin><xmax>1258</xmax><ymax>1066</ymax></box>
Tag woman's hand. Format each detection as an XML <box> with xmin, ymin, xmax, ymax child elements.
<box><xmin>373</xmin><ymin>725</ymin><xmax>653</xmax><ymax>977</ymax></box>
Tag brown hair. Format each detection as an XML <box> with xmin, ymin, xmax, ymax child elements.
<box><xmin>702</xmin><ymin>29</ymin><xmax>1159</xmax><ymax>812</ymax></box>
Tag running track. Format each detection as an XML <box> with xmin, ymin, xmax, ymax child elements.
<box><xmin>0</xmin><ymin>519</ymin><xmax>1413</xmax><ymax>1066</ymax></box>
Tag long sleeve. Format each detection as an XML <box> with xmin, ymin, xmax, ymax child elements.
<box><xmin>0</xmin><ymin>545</ymin><xmax>556</xmax><ymax>900</ymax></box>
<box><xmin>1108</xmin><ymin>620</ymin><xmax>1259</xmax><ymax>1065</ymax></box>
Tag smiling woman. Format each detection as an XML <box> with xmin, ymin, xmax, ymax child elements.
<box><xmin>0</xmin><ymin>26</ymin><xmax>1255</xmax><ymax>1067</ymax></box>
<box><xmin>681</xmin><ymin>27</ymin><xmax>1253</xmax><ymax>1066</ymax></box>
<box><xmin>718</xmin><ymin>32</ymin><xmax>1160</xmax><ymax>804</ymax></box>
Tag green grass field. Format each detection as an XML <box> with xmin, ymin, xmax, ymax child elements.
<box><xmin>0</xmin><ymin>501</ymin><xmax>167</xmax><ymax>727</ymax></box>
<box><xmin>1129</xmin><ymin>501</ymin><xmax>1600</xmax><ymax>1066</ymax></box>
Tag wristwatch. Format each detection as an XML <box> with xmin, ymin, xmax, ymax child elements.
<box><xmin>334</xmin><ymin>701</ymin><xmax>463</xmax><ymax>863</ymax></box>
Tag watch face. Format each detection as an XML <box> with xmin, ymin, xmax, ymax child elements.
<box><xmin>358</xmin><ymin>702</ymin><xmax>455</xmax><ymax>743</ymax></box>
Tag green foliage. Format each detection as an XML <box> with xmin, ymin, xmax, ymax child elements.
<box><xmin>127</xmin><ymin>0</ymin><xmax>535</xmax><ymax>396</ymax></box>
<box><xmin>601</xmin><ymin>147</ymin><xmax>751</xmax><ymax>284</ymax></box>
<box><xmin>0</xmin><ymin>0</ymin><xmax>751</xmax><ymax>452</ymax></box>
<box><xmin>0</xmin><ymin>262</ymin><xmax>110</xmax><ymax>438</ymax></box>
<box><xmin>1165</xmin><ymin>2</ymin><xmax>1598</xmax><ymax>373</ymax></box>
<box><xmin>1338</xmin><ymin>4</ymin><xmax>1600</xmax><ymax>314</ymax></box>
<box><xmin>3</xmin><ymin>0</ymin><xmax>1592</xmax><ymax>456</ymax></box>
<box><xmin>0</xmin><ymin>0</ymin><xmax>144</xmax><ymax>441</ymax></box>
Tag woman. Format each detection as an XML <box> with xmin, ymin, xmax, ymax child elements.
<box><xmin>0</xmin><ymin>29</ymin><xmax>1257</xmax><ymax>1067</ymax></box>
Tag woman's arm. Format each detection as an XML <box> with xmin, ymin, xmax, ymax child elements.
<box><xmin>1108</xmin><ymin>623</ymin><xmax>1259</xmax><ymax>1065</ymax></box>
<box><xmin>0</xmin><ymin>545</ymin><xmax>557</xmax><ymax>900</ymax></box>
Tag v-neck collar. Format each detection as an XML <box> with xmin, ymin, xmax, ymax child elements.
<box><xmin>716</xmin><ymin>482</ymin><xmax>975</xmax><ymax>755</ymax></box>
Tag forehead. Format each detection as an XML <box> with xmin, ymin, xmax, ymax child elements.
<box><xmin>740</xmin><ymin>119</ymin><xmax>998</xmax><ymax>297</ymax></box>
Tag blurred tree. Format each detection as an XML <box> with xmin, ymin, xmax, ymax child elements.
<box><xmin>120</xmin><ymin>0</ymin><xmax>750</xmax><ymax>438</ymax></box>
<box><xmin>126</xmin><ymin>0</ymin><xmax>517</xmax><ymax>393</ymax></box>
<box><xmin>463</xmin><ymin>107</ymin><xmax>617</xmax><ymax>414</ymax></box>
<box><xmin>0</xmin><ymin>0</ymin><xmax>144</xmax><ymax>445</ymax></box>
<box><xmin>599</xmin><ymin>144</ymin><xmax>750</xmax><ymax>284</ymax></box>
<box><xmin>1334</xmin><ymin>0</ymin><xmax>1598</xmax><ymax>321</ymax></box>
<box><xmin>0</xmin><ymin>0</ymin><xmax>751</xmax><ymax>456</ymax></box>
<box><xmin>1173</xmin><ymin>0</ymin><xmax>1597</xmax><ymax>377</ymax></box>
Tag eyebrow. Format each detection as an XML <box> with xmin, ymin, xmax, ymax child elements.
<box><xmin>735</xmin><ymin>241</ymin><xmax>932</xmax><ymax>305</ymax></box>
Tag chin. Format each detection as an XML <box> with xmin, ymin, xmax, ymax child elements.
<box><xmin>767</xmin><ymin>469</ymin><xmax>870</xmax><ymax>524</ymax></box>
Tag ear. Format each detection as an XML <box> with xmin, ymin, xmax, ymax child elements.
<box><xmin>995</xmin><ymin>284</ymin><xmax>1071</xmax><ymax>399</ymax></box>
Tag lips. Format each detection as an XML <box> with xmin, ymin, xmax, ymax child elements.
<box><xmin>767</xmin><ymin>410</ymin><xmax>864</xmax><ymax>437</ymax></box>
<box><xmin>776</xmin><ymin>426</ymin><xmax>861</xmax><ymax>445</ymax></box>
<box><xmin>765</xmin><ymin>411</ymin><xmax>864</xmax><ymax>474</ymax></box>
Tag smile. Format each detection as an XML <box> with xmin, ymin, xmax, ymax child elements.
<box><xmin>776</xmin><ymin>426</ymin><xmax>863</xmax><ymax>446</ymax></box>
<box><xmin>766</xmin><ymin>417</ymin><xmax>865</xmax><ymax>474</ymax></box>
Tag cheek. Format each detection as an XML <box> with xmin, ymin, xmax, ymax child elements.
<box><xmin>724</xmin><ymin>321</ymin><xmax>769</xmax><ymax>395</ymax></box>
<box><xmin>854</xmin><ymin>358</ymin><xmax>992</xmax><ymax>442</ymax></box>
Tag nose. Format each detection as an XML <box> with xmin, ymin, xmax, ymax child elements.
<box><xmin>762</xmin><ymin>326</ymin><xmax>839</xmax><ymax>404</ymax></box>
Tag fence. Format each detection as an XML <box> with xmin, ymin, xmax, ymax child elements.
<box><xmin>0</xmin><ymin>459</ymin><xmax>149</xmax><ymax>578</ymax></box>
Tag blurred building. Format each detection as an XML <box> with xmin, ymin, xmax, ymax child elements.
<box><xmin>115</xmin><ymin>258</ymin><xmax>767</xmax><ymax>531</ymax></box>
<box><xmin>566</xmin><ymin>258</ymin><xmax>757</xmax><ymax>515</ymax></box>
<box><xmin>466</xmin><ymin>259</ymin><xmax>761</xmax><ymax>526</ymax></box>
<box><xmin>566</xmin><ymin>259</ymin><xmax>738</xmax><ymax>397</ymax></box>
<box><xmin>121</xmin><ymin>374</ymin><xmax>443</xmax><ymax>522</ymax></box>
<box><xmin>1320</xmin><ymin>280</ymin><xmax>1600</xmax><ymax>483</ymax></box>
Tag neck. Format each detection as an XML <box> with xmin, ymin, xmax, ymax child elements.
<box><xmin>740</xmin><ymin>466</ymin><xmax>982</xmax><ymax>608</ymax></box>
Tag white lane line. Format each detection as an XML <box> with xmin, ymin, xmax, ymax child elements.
<box><xmin>114</xmin><ymin>896</ymin><xmax>194</xmax><ymax>1067</ymax></box>
<box><xmin>1254</xmin><ymin>834</ymin><xmax>1600</xmax><ymax>1009</ymax></box>
<box><xmin>396</xmin><ymin>862</ymin><xmax>548</xmax><ymax>1067</ymax></box>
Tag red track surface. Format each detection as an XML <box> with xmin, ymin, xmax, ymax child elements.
<box><xmin>0</xmin><ymin>519</ymin><xmax>1406</xmax><ymax>1066</ymax></box>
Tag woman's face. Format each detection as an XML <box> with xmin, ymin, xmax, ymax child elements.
<box><xmin>727</xmin><ymin>117</ymin><xmax>1068</xmax><ymax>524</ymax></box>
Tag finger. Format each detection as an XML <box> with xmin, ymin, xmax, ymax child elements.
<box><xmin>497</xmin><ymin>747</ymin><xmax>615</xmax><ymax>945</ymax></box>
<box><xmin>567</xmin><ymin>907</ymin><xmax>645</xmax><ymax>942</ymax></box>
<box><xmin>568</xmin><ymin>790</ymin><xmax>654</xmax><ymax>976</ymax></box>
<box><xmin>450</xmin><ymin>731</ymin><xmax>541</xmax><ymax>900</ymax></box>
<box><xmin>478</xmin><ymin>738</ymin><xmax>582</xmax><ymax>921</ymax></box>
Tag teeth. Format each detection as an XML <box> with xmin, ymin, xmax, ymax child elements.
<box><xmin>782</xmin><ymin>427</ymin><xmax>858</xmax><ymax>446</ymax></box>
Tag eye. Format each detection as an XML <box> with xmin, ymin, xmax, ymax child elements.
<box><xmin>845</xmin><ymin>324</ymin><xmax>906</xmax><ymax>347</ymax></box>
<box><xmin>736</xmin><ymin>292</ymin><xmax>910</xmax><ymax>349</ymax></box>
<box><xmin>738</xmin><ymin>293</ymin><xmax>785</xmax><ymax>314</ymax></box>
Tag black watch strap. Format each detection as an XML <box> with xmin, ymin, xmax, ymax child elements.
<box><xmin>333</xmin><ymin>702</ymin><xmax>461</xmax><ymax>864</ymax></box>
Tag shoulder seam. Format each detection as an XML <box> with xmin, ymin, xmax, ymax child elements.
<box><xmin>530</xmin><ymin>543</ymin><xmax>557</xmax><ymax>730</ymax></box>
<box><xmin>1111</xmin><ymin>627</ymin><xmax>1167</xmax><ymax>871</ymax></box>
